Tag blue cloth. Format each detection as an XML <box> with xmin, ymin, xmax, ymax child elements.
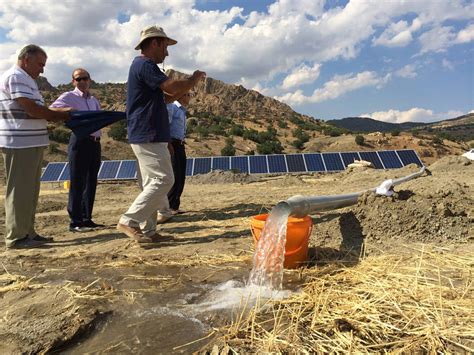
<box><xmin>66</xmin><ymin>110</ymin><xmax>126</xmax><ymax>139</ymax></box>
<box><xmin>126</xmin><ymin>56</ymin><xmax>170</xmax><ymax>144</ymax></box>
<box><xmin>167</xmin><ymin>101</ymin><xmax>186</xmax><ymax>141</ymax></box>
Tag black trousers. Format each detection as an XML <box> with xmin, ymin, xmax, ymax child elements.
<box><xmin>67</xmin><ymin>134</ymin><xmax>101</xmax><ymax>227</ymax></box>
<box><xmin>168</xmin><ymin>140</ymin><xmax>186</xmax><ymax>210</ymax></box>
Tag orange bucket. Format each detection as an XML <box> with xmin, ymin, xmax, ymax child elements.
<box><xmin>250</xmin><ymin>214</ymin><xmax>313</xmax><ymax>269</ymax></box>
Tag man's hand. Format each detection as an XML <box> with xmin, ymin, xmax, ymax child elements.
<box><xmin>191</xmin><ymin>70</ymin><xmax>206</xmax><ymax>84</ymax></box>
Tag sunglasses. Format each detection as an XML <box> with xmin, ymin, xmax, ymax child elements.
<box><xmin>74</xmin><ymin>76</ymin><xmax>90</xmax><ymax>82</ymax></box>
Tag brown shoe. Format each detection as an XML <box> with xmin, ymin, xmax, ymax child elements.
<box><xmin>156</xmin><ymin>215</ymin><xmax>172</xmax><ymax>224</ymax></box>
<box><xmin>133</xmin><ymin>233</ymin><xmax>173</xmax><ymax>244</ymax></box>
<box><xmin>116</xmin><ymin>223</ymin><xmax>144</xmax><ymax>241</ymax></box>
<box><xmin>149</xmin><ymin>233</ymin><xmax>174</xmax><ymax>242</ymax></box>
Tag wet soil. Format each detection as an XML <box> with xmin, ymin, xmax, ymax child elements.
<box><xmin>0</xmin><ymin>155</ymin><xmax>472</xmax><ymax>353</ymax></box>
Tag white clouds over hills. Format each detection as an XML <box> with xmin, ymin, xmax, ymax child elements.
<box><xmin>361</xmin><ymin>108</ymin><xmax>466</xmax><ymax>124</ymax></box>
<box><xmin>0</xmin><ymin>0</ymin><xmax>472</xmax><ymax>120</ymax></box>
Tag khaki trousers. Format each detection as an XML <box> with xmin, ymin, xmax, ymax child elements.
<box><xmin>2</xmin><ymin>146</ymin><xmax>44</xmax><ymax>247</ymax></box>
<box><xmin>119</xmin><ymin>143</ymin><xmax>174</xmax><ymax>236</ymax></box>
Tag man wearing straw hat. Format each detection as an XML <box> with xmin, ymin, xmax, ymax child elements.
<box><xmin>116</xmin><ymin>25</ymin><xmax>206</xmax><ymax>243</ymax></box>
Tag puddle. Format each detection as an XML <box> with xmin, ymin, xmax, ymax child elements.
<box><xmin>61</xmin><ymin>264</ymin><xmax>298</xmax><ymax>354</ymax></box>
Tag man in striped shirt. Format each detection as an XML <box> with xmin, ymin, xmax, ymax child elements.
<box><xmin>0</xmin><ymin>44</ymin><xmax>70</xmax><ymax>249</ymax></box>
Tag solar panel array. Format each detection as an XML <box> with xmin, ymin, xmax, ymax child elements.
<box><xmin>40</xmin><ymin>149</ymin><xmax>423</xmax><ymax>182</ymax></box>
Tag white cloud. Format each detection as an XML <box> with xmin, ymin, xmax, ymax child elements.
<box><xmin>276</xmin><ymin>71</ymin><xmax>391</xmax><ymax>105</ymax></box>
<box><xmin>372</xmin><ymin>19</ymin><xmax>421</xmax><ymax>47</ymax></box>
<box><xmin>0</xmin><ymin>0</ymin><xmax>471</xmax><ymax>91</ymax></box>
<box><xmin>418</xmin><ymin>26</ymin><xmax>456</xmax><ymax>54</ymax></box>
<box><xmin>360</xmin><ymin>108</ymin><xmax>465</xmax><ymax>123</ymax></box>
<box><xmin>418</xmin><ymin>23</ymin><xmax>474</xmax><ymax>54</ymax></box>
<box><xmin>442</xmin><ymin>59</ymin><xmax>454</xmax><ymax>70</ymax></box>
<box><xmin>281</xmin><ymin>63</ymin><xmax>321</xmax><ymax>89</ymax></box>
<box><xmin>455</xmin><ymin>23</ymin><xmax>474</xmax><ymax>43</ymax></box>
<box><xmin>395</xmin><ymin>64</ymin><xmax>417</xmax><ymax>78</ymax></box>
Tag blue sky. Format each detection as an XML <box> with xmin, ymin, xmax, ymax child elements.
<box><xmin>0</xmin><ymin>0</ymin><xmax>472</xmax><ymax>123</ymax></box>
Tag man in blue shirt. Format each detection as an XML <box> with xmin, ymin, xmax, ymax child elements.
<box><xmin>117</xmin><ymin>25</ymin><xmax>205</xmax><ymax>244</ymax></box>
<box><xmin>166</xmin><ymin>93</ymin><xmax>191</xmax><ymax>215</ymax></box>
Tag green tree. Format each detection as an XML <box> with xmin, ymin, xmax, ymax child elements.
<box><xmin>292</xmin><ymin>139</ymin><xmax>305</xmax><ymax>150</ymax></box>
<box><xmin>221</xmin><ymin>137</ymin><xmax>236</xmax><ymax>156</ymax></box>
<box><xmin>256</xmin><ymin>140</ymin><xmax>283</xmax><ymax>154</ymax></box>
<box><xmin>49</xmin><ymin>127</ymin><xmax>71</xmax><ymax>144</ymax></box>
<box><xmin>108</xmin><ymin>120</ymin><xmax>128</xmax><ymax>141</ymax></box>
<box><xmin>355</xmin><ymin>135</ymin><xmax>365</xmax><ymax>146</ymax></box>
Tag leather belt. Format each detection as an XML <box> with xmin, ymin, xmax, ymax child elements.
<box><xmin>171</xmin><ymin>138</ymin><xmax>184</xmax><ymax>145</ymax></box>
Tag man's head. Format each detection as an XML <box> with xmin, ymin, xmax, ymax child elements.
<box><xmin>17</xmin><ymin>44</ymin><xmax>47</xmax><ymax>79</ymax></box>
<box><xmin>135</xmin><ymin>25</ymin><xmax>177</xmax><ymax>64</ymax></box>
<box><xmin>71</xmin><ymin>68</ymin><xmax>91</xmax><ymax>94</ymax></box>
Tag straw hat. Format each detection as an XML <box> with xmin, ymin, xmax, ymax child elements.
<box><xmin>134</xmin><ymin>25</ymin><xmax>177</xmax><ymax>50</ymax></box>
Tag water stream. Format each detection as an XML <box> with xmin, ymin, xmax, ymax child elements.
<box><xmin>248</xmin><ymin>203</ymin><xmax>291</xmax><ymax>290</ymax></box>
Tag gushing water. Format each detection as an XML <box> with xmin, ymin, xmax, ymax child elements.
<box><xmin>248</xmin><ymin>203</ymin><xmax>291</xmax><ymax>289</ymax></box>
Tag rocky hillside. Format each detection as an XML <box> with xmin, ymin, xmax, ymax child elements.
<box><xmin>35</xmin><ymin>74</ymin><xmax>471</xmax><ymax>167</ymax></box>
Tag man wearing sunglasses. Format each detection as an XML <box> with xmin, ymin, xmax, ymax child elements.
<box><xmin>51</xmin><ymin>68</ymin><xmax>103</xmax><ymax>232</ymax></box>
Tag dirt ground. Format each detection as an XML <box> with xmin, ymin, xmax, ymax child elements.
<box><xmin>0</xmin><ymin>155</ymin><xmax>473</xmax><ymax>353</ymax></box>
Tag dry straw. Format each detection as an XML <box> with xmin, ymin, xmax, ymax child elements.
<box><xmin>217</xmin><ymin>246</ymin><xmax>473</xmax><ymax>353</ymax></box>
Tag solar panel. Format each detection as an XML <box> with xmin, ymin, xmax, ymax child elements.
<box><xmin>193</xmin><ymin>157</ymin><xmax>212</xmax><ymax>175</ymax></box>
<box><xmin>185</xmin><ymin>158</ymin><xmax>194</xmax><ymax>176</ymax></box>
<box><xmin>40</xmin><ymin>149</ymin><xmax>424</xmax><ymax>183</ymax></box>
<box><xmin>98</xmin><ymin>161</ymin><xmax>121</xmax><ymax>180</ymax></box>
<box><xmin>249</xmin><ymin>155</ymin><xmax>268</xmax><ymax>174</ymax></box>
<box><xmin>58</xmin><ymin>163</ymin><xmax>70</xmax><ymax>181</ymax></box>
<box><xmin>230</xmin><ymin>156</ymin><xmax>249</xmax><ymax>173</ymax></box>
<box><xmin>116</xmin><ymin>160</ymin><xmax>137</xmax><ymax>179</ymax></box>
<box><xmin>212</xmin><ymin>156</ymin><xmax>230</xmax><ymax>171</ymax></box>
<box><xmin>286</xmin><ymin>154</ymin><xmax>307</xmax><ymax>172</ymax></box>
<box><xmin>40</xmin><ymin>162</ymin><xmax>67</xmax><ymax>182</ymax></box>
<box><xmin>304</xmin><ymin>153</ymin><xmax>326</xmax><ymax>172</ymax></box>
<box><xmin>340</xmin><ymin>152</ymin><xmax>361</xmax><ymax>168</ymax></box>
<box><xmin>359</xmin><ymin>151</ymin><xmax>384</xmax><ymax>169</ymax></box>
<box><xmin>378</xmin><ymin>150</ymin><xmax>403</xmax><ymax>169</ymax></box>
<box><xmin>267</xmin><ymin>155</ymin><xmax>287</xmax><ymax>173</ymax></box>
<box><xmin>322</xmin><ymin>153</ymin><xmax>344</xmax><ymax>171</ymax></box>
<box><xmin>397</xmin><ymin>149</ymin><xmax>423</xmax><ymax>167</ymax></box>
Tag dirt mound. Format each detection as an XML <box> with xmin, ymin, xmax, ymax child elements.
<box><xmin>428</xmin><ymin>155</ymin><xmax>472</xmax><ymax>172</ymax></box>
<box><xmin>187</xmin><ymin>169</ymin><xmax>259</xmax><ymax>184</ymax></box>
<box><xmin>352</xmin><ymin>186</ymin><xmax>473</xmax><ymax>246</ymax></box>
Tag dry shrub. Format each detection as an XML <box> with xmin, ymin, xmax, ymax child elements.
<box><xmin>218</xmin><ymin>246</ymin><xmax>473</xmax><ymax>353</ymax></box>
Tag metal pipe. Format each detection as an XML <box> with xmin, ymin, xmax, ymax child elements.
<box><xmin>279</xmin><ymin>166</ymin><xmax>426</xmax><ymax>217</ymax></box>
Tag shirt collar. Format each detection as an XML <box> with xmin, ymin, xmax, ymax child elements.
<box><xmin>73</xmin><ymin>87</ymin><xmax>91</xmax><ymax>98</ymax></box>
<box><xmin>14</xmin><ymin>65</ymin><xmax>33</xmax><ymax>79</ymax></box>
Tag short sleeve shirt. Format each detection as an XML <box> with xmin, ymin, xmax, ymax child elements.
<box><xmin>0</xmin><ymin>65</ymin><xmax>48</xmax><ymax>148</ymax></box>
<box><xmin>126</xmin><ymin>56</ymin><xmax>170</xmax><ymax>143</ymax></box>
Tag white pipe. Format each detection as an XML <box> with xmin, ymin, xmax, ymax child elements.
<box><xmin>279</xmin><ymin>167</ymin><xmax>426</xmax><ymax>217</ymax></box>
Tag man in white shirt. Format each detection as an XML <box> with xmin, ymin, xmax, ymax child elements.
<box><xmin>165</xmin><ymin>93</ymin><xmax>191</xmax><ymax>217</ymax></box>
<box><xmin>0</xmin><ymin>44</ymin><xmax>70</xmax><ymax>249</ymax></box>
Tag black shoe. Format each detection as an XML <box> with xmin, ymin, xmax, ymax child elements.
<box><xmin>8</xmin><ymin>237</ymin><xmax>46</xmax><ymax>249</ymax></box>
<box><xmin>69</xmin><ymin>226</ymin><xmax>93</xmax><ymax>233</ymax></box>
<box><xmin>31</xmin><ymin>234</ymin><xmax>54</xmax><ymax>242</ymax></box>
<box><xmin>83</xmin><ymin>221</ymin><xmax>105</xmax><ymax>228</ymax></box>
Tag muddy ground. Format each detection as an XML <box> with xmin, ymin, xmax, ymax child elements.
<box><xmin>0</xmin><ymin>156</ymin><xmax>473</xmax><ymax>353</ymax></box>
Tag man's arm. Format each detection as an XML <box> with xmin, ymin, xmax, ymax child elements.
<box><xmin>16</xmin><ymin>97</ymin><xmax>70</xmax><ymax>122</ymax></box>
<box><xmin>160</xmin><ymin>70</ymin><xmax>206</xmax><ymax>102</ymax></box>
